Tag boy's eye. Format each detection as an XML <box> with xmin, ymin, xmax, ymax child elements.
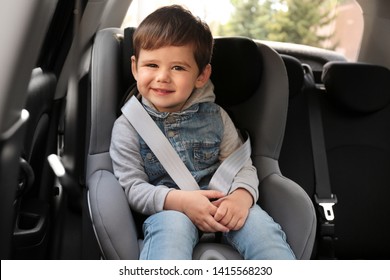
<box><xmin>146</xmin><ymin>64</ymin><xmax>158</xmax><ymax>68</ymax></box>
<box><xmin>172</xmin><ymin>65</ymin><xmax>185</xmax><ymax>71</ymax></box>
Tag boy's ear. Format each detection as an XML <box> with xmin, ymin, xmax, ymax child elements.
<box><xmin>195</xmin><ymin>64</ymin><xmax>211</xmax><ymax>88</ymax></box>
<box><xmin>131</xmin><ymin>55</ymin><xmax>138</xmax><ymax>80</ymax></box>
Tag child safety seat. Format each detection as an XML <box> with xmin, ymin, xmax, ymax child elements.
<box><xmin>86</xmin><ymin>28</ymin><xmax>316</xmax><ymax>259</ymax></box>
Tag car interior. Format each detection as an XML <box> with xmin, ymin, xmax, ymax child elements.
<box><xmin>1</xmin><ymin>0</ymin><xmax>389</xmax><ymax>261</ymax></box>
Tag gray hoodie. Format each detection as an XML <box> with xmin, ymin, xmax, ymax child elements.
<box><xmin>110</xmin><ymin>81</ymin><xmax>259</xmax><ymax>215</ymax></box>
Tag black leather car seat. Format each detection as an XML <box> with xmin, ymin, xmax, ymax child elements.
<box><xmin>280</xmin><ymin>58</ymin><xmax>390</xmax><ymax>259</ymax></box>
<box><xmin>320</xmin><ymin>62</ymin><xmax>390</xmax><ymax>259</ymax></box>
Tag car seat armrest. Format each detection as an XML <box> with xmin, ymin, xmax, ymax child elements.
<box><xmin>259</xmin><ymin>172</ymin><xmax>317</xmax><ymax>260</ymax></box>
<box><xmin>87</xmin><ymin>170</ymin><xmax>140</xmax><ymax>259</ymax></box>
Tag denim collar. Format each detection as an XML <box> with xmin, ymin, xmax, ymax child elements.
<box><xmin>143</xmin><ymin>102</ymin><xmax>200</xmax><ymax>119</ymax></box>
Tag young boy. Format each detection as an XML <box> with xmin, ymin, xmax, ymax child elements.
<box><xmin>110</xmin><ymin>5</ymin><xmax>295</xmax><ymax>260</ymax></box>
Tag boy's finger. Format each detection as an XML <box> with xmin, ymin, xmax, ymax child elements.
<box><xmin>213</xmin><ymin>204</ymin><xmax>227</xmax><ymax>222</ymax></box>
<box><xmin>211</xmin><ymin>199</ymin><xmax>222</xmax><ymax>207</ymax></box>
<box><xmin>199</xmin><ymin>190</ymin><xmax>225</xmax><ymax>199</ymax></box>
<box><xmin>207</xmin><ymin>218</ymin><xmax>229</xmax><ymax>233</ymax></box>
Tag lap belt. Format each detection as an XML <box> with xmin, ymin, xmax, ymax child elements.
<box><xmin>122</xmin><ymin>95</ymin><xmax>251</xmax><ymax>194</ymax></box>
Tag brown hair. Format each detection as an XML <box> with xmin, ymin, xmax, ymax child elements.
<box><xmin>133</xmin><ymin>5</ymin><xmax>213</xmax><ymax>73</ymax></box>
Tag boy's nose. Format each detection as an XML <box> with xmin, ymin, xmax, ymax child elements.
<box><xmin>156</xmin><ymin>69</ymin><xmax>170</xmax><ymax>83</ymax></box>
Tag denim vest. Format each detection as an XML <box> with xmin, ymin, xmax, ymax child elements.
<box><xmin>139</xmin><ymin>102</ymin><xmax>224</xmax><ymax>189</ymax></box>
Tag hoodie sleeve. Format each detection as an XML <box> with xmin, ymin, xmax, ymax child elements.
<box><xmin>219</xmin><ymin>108</ymin><xmax>259</xmax><ymax>204</ymax></box>
<box><xmin>110</xmin><ymin>114</ymin><xmax>173</xmax><ymax>215</ymax></box>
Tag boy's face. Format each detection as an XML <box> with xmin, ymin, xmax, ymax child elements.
<box><xmin>131</xmin><ymin>44</ymin><xmax>211</xmax><ymax>112</ymax></box>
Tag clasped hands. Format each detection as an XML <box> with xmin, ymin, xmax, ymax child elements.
<box><xmin>164</xmin><ymin>188</ymin><xmax>253</xmax><ymax>233</ymax></box>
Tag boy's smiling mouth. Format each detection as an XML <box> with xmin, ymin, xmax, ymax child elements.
<box><xmin>152</xmin><ymin>88</ymin><xmax>175</xmax><ymax>96</ymax></box>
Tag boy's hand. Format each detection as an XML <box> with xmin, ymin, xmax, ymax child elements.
<box><xmin>212</xmin><ymin>188</ymin><xmax>253</xmax><ymax>231</ymax></box>
<box><xmin>164</xmin><ymin>190</ymin><xmax>230</xmax><ymax>233</ymax></box>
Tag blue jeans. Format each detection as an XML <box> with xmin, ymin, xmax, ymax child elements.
<box><xmin>139</xmin><ymin>204</ymin><xmax>295</xmax><ymax>260</ymax></box>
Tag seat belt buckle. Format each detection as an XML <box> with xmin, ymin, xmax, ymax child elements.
<box><xmin>315</xmin><ymin>194</ymin><xmax>337</xmax><ymax>221</ymax></box>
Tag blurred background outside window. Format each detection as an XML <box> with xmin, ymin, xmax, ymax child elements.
<box><xmin>122</xmin><ymin>0</ymin><xmax>363</xmax><ymax>61</ymax></box>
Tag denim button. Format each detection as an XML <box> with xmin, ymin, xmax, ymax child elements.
<box><xmin>146</xmin><ymin>153</ymin><xmax>153</xmax><ymax>160</ymax></box>
<box><xmin>166</xmin><ymin>116</ymin><xmax>175</xmax><ymax>124</ymax></box>
<box><xmin>167</xmin><ymin>131</ymin><xmax>175</xmax><ymax>137</ymax></box>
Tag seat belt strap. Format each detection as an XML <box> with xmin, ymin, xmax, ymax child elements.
<box><xmin>307</xmin><ymin>91</ymin><xmax>337</xmax><ymax>259</ymax></box>
<box><xmin>124</xmin><ymin>96</ymin><xmax>199</xmax><ymax>191</ymax></box>
<box><xmin>208</xmin><ymin>133</ymin><xmax>251</xmax><ymax>194</ymax></box>
<box><xmin>307</xmin><ymin>91</ymin><xmax>337</xmax><ymax>221</ymax></box>
<box><xmin>122</xmin><ymin>96</ymin><xmax>251</xmax><ymax>194</ymax></box>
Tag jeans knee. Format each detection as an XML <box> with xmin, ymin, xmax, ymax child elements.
<box><xmin>143</xmin><ymin>210</ymin><xmax>198</xmax><ymax>239</ymax></box>
<box><xmin>239</xmin><ymin>205</ymin><xmax>277</xmax><ymax>234</ymax></box>
<box><xmin>224</xmin><ymin>205</ymin><xmax>295</xmax><ymax>259</ymax></box>
<box><xmin>141</xmin><ymin>211</ymin><xmax>198</xmax><ymax>260</ymax></box>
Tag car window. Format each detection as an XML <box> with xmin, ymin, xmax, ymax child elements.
<box><xmin>122</xmin><ymin>0</ymin><xmax>363</xmax><ymax>61</ymax></box>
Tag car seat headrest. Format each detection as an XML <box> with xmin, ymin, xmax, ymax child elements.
<box><xmin>281</xmin><ymin>55</ymin><xmax>305</xmax><ymax>99</ymax></box>
<box><xmin>122</xmin><ymin>27</ymin><xmax>136</xmax><ymax>91</ymax></box>
<box><xmin>210</xmin><ymin>37</ymin><xmax>262</xmax><ymax>106</ymax></box>
<box><xmin>322</xmin><ymin>62</ymin><xmax>390</xmax><ymax>113</ymax></box>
